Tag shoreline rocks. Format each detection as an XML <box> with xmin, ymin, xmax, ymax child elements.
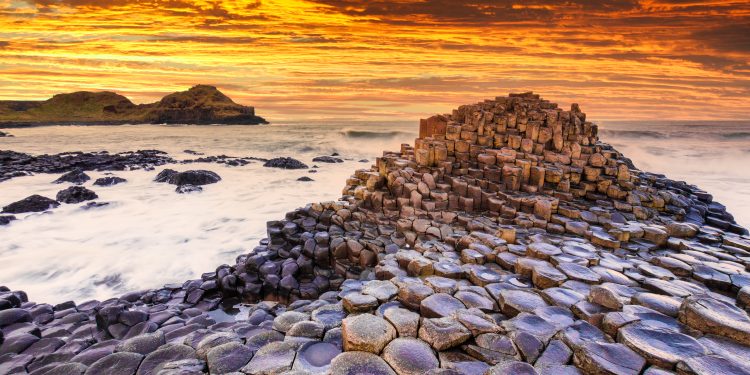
<box><xmin>1</xmin><ymin>194</ymin><xmax>59</xmax><ymax>214</ymax></box>
<box><xmin>263</xmin><ymin>157</ymin><xmax>309</xmax><ymax>170</ymax></box>
<box><xmin>1</xmin><ymin>93</ymin><xmax>750</xmax><ymax>375</ymax></box>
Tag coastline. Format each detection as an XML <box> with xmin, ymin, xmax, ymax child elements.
<box><xmin>1</xmin><ymin>94</ymin><xmax>750</xmax><ymax>374</ymax></box>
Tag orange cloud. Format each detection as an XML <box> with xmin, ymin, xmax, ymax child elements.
<box><xmin>0</xmin><ymin>0</ymin><xmax>748</xmax><ymax>121</ymax></box>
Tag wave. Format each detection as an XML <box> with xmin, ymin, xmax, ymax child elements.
<box><xmin>599</xmin><ymin>129</ymin><xmax>669</xmax><ymax>139</ymax></box>
<box><xmin>339</xmin><ymin>129</ymin><xmax>415</xmax><ymax>139</ymax></box>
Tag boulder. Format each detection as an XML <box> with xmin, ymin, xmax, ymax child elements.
<box><xmin>158</xmin><ymin>170</ymin><xmax>221</xmax><ymax>186</ymax></box>
<box><xmin>56</xmin><ymin>186</ymin><xmax>99</xmax><ymax>204</ymax></box>
<box><xmin>94</xmin><ymin>176</ymin><xmax>127</xmax><ymax>186</ymax></box>
<box><xmin>54</xmin><ymin>169</ymin><xmax>91</xmax><ymax>184</ymax></box>
<box><xmin>263</xmin><ymin>157</ymin><xmax>309</xmax><ymax>169</ymax></box>
<box><xmin>2</xmin><ymin>194</ymin><xmax>59</xmax><ymax>213</ymax></box>
<box><xmin>313</xmin><ymin>156</ymin><xmax>344</xmax><ymax>163</ymax></box>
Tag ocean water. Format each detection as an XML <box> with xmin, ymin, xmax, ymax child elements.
<box><xmin>0</xmin><ymin>120</ymin><xmax>748</xmax><ymax>304</ymax></box>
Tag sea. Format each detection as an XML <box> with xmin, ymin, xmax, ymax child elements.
<box><xmin>1</xmin><ymin>120</ymin><xmax>748</xmax><ymax>304</ymax></box>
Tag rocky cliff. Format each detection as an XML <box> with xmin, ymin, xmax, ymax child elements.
<box><xmin>0</xmin><ymin>85</ymin><xmax>267</xmax><ymax>126</ymax></box>
<box><xmin>1</xmin><ymin>93</ymin><xmax>749</xmax><ymax>375</ymax></box>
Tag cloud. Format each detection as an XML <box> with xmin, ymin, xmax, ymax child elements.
<box><xmin>311</xmin><ymin>0</ymin><xmax>640</xmax><ymax>23</ymax></box>
<box><xmin>692</xmin><ymin>23</ymin><xmax>750</xmax><ymax>53</ymax></box>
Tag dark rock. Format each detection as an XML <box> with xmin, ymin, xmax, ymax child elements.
<box><xmin>135</xmin><ymin>343</ymin><xmax>196</xmax><ymax>375</ymax></box>
<box><xmin>0</xmin><ymin>308</ymin><xmax>31</xmax><ymax>327</ymax></box>
<box><xmin>93</xmin><ymin>176</ymin><xmax>127</xmax><ymax>186</ymax></box>
<box><xmin>154</xmin><ymin>169</ymin><xmax>178</xmax><ymax>182</ymax></box>
<box><xmin>2</xmin><ymin>194</ymin><xmax>59</xmax><ymax>213</ymax></box>
<box><xmin>313</xmin><ymin>156</ymin><xmax>344</xmax><ymax>163</ymax></box>
<box><xmin>176</xmin><ymin>184</ymin><xmax>203</xmax><ymax>194</ymax></box>
<box><xmin>382</xmin><ymin>338</ymin><xmax>439</xmax><ymax>375</ymax></box>
<box><xmin>329</xmin><ymin>351</ymin><xmax>396</xmax><ymax>375</ymax></box>
<box><xmin>82</xmin><ymin>201</ymin><xmax>110</xmax><ymax>209</ymax></box>
<box><xmin>114</xmin><ymin>331</ymin><xmax>165</xmax><ymax>355</ymax></box>
<box><xmin>0</xmin><ymin>215</ymin><xmax>15</xmax><ymax>225</ymax></box>
<box><xmin>293</xmin><ymin>341</ymin><xmax>341</xmax><ymax>373</ymax></box>
<box><xmin>56</xmin><ymin>186</ymin><xmax>99</xmax><ymax>204</ymax></box>
<box><xmin>0</xmin><ymin>332</ymin><xmax>38</xmax><ymax>355</ymax></box>
<box><xmin>297</xmin><ymin>176</ymin><xmax>314</xmax><ymax>182</ymax></box>
<box><xmin>206</xmin><ymin>341</ymin><xmax>254</xmax><ymax>374</ymax></box>
<box><xmin>162</xmin><ymin>170</ymin><xmax>221</xmax><ymax>186</ymax></box>
<box><xmin>263</xmin><ymin>157</ymin><xmax>309</xmax><ymax>169</ymax></box>
<box><xmin>242</xmin><ymin>341</ymin><xmax>297</xmax><ymax>374</ymax></box>
<box><xmin>154</xmin><ymin>358</ymin><xmax>206</xmax><ymax>374</ymax></box>
<box><xmin>54</xmin><ymin>169</ymin><xmax>91</xmax><ymax>184</ymax></box>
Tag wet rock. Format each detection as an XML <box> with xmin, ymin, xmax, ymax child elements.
<box><xmin>573</xmin><ymin>342</ymin><xmax>645</xmax><ymax>375</ymax></box>
<box><xmin>679</xmin><ymin>296</ymin><xmax>750</xmax><ymax>345</ymax></box>
<box><xmin>292</xmin><ymin>341</ymin><xmax>341</xmax><ymax>373</ymax></box>
<box><xmin>342</xmin><ymin>313</ymin><xmax>396</xmax><ymax>353</ymax></box>
<box><xmin>273</xmin><ymin>311</ymin><xmax>309</xmax><ymax>333</ymax></box>
<box><xmin>159</xmin><ymin>170</ymin><xmax>221</xmax><ymax>186</ymax></box>
<box><xmin>38</xmin><ymin>362</ymin><xmax>89</xmax><ymax>374</ymax></box>
<box><xmin>0</xmin><ymin>215</ymin><xmax>16</xmax><ymax>225</ymax></box>
<box><xmin>195</xmin><ymin>332</ymin><xmax>241</xmax><ymax>360</ymax></box>
<box><xmin>382</xmin><ymin>338</ymin><xmax>439</xmax><ymax>375</ymax></box>
<box><xmin>154</xmin><ymin>169</ymin><xmax>178</xmax><ymax>182</ymax></box>
<box><xmin>418</xmin><ymin>316</ymin><xmax>471</xmax><ymax>351</ymax></box>
<box><xmin>2</xmin><ymin>194</ymin><xmax>59</xmax><ymax>213</ymax></box>
<box><xmin>676</xmin><ymin>354</ymin><xmax>750</xmax><ymax>375</ymax></box>
<box><xmin>362</xmin><ymin>280</ymin><xmax>399</xmax><ymax>302</ymax></box>
<box><xmin>206</xmin><ymin>341</ymin><xmax>254</xmax><ymax>374</ymax></box>
<box><xmin>114</xmin><ymin>331</ymin><xmax>165</xmax><ymax>355</ymax></box>
<box><xmin>287</xmin><ymin>320</ymin><xmax>325</xmax><ymax>339</ymax></box>
<box><xmin>497</xmin><ymin>289</ymin><xmax>549</xmax><ymax>317</ymax></box>
<box><xmin>94</xmin><ymin>176</ymin><xmax>127</xmax><ymax>186</ymax></box>
<box><xmin>176</xmin><ymin>184</ymin><xmax>203</xmax><ymax>194</ymax></box>
<box><xmin>84</xmin><ymin>352</ymin><xmax>144</xmax><ymax>375</ymax></box>
<box><xmin>0</xmin><ymin>308</ymin><xmax>31</xmax><ymax>327</ymax></box>
<box><xmin>297</xmin><ymin>176</ymin><xmax>314</xmax><ymax>182</ymax></box>
<box><xmin>154</xmin><ymin>358</ymin><xmax>206</xmax><ymax>374</ymax></box>
<box><xmin>485</xmin><ymin>361</ymin><xmax>539</xmax><ymax>375</ymax></box>
<box><xmin>135</xmin><ymin>343</ymin><xmax>196</xmax><ymax>375</ymax></box>
<box><xmin>618</xmin><ymin>322</ymin><xmax>708</xmax><ymax>368</ymax></box>
<box><xmin>329</xmin><ymin>351</ymin><xmax>396</xmax><ymax>375</ymax></box>
<box><xmin>54</xmin><ymin>169</ymin><xmax>91</xmax><ymax>184</ymax></box>
<box><xmin>263</xmin><ymin>157</ymin><xmax>309</xmax><ymax>169</ymax></box>
<box><xmin>0</xmin><ymin>333</ymin><xmax>39</xmax><ymax>355</ymax></box>
<box><xmin>56</xmin><ymin>186</ymin><xmax>99</xmax><ymax>204</ymax></box>
<box><xmin>242</xmin><ymin>341</ymin><xmax>297</xmax><ymax>374</ymax></box>
<box><xmin>313</xmin><ymin>156</ymin><xmax>344</xmax><ymax>163</ymax></box>
<box><xmin>421</xmin><ymin>293</ymin><xmax>466</xmax><ymax>318</ymax></box>
<box><xmin>311</xmin><ymin>304</ymin><xmax>345</xmax><ymax>330</ymax></box>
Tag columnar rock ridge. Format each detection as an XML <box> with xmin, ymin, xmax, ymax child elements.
<box><xmin>2</xmin><ymin>92</ymin><xmax>750</xmax><ymax>375</ymax></box>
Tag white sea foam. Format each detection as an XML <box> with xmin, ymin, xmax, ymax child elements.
<box><xmin>0</xmin><ymin>121</ymin><xmax>748</xmax><ymax>304</ymax></box>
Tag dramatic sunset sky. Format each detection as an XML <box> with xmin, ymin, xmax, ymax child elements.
<box><xmin>0</xmin><ymin>0</ymin><xmax>748</xmax><ymax>121</ymax></box>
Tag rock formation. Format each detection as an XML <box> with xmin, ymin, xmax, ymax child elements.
<box><xmin>2</xmin><ymin>93</ymin><xmax>750</xmax><ymax>374</ymax></box>
<box><xmin>0</xmin><ymin>85</ymin><xmax>267</xmax><ymax>126</ymax></box>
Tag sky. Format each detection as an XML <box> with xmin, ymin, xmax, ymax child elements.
<box><xmin>0</xmin><ymin>0</ymin><xmax>748</xmax><ymax>121</ymax></box>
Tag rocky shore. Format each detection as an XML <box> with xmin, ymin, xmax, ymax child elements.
<box><xmin>2</xmin><ymin>93</ymin><xmax>750</xmax><ymax>375</ymax></box>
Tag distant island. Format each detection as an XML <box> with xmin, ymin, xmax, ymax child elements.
<box><xmin>0</xmin><ymin>85</ymin><xmax>268</xmax><ymax>126</ymax></box>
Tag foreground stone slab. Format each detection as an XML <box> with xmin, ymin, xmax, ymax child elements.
<box><xmin>329</xmin><ymin>351</ymin><xmax>396</xmax><ymax>375</ymax></box>
<box><xmin>679</xmin><ymin>296</ymin><xmax>750</xmax><ymax>345</ymax></box>
<box><xmin>342</xmin><ymin>313</ymin><xmax>396</xmax><ymax>354</ymax></box>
